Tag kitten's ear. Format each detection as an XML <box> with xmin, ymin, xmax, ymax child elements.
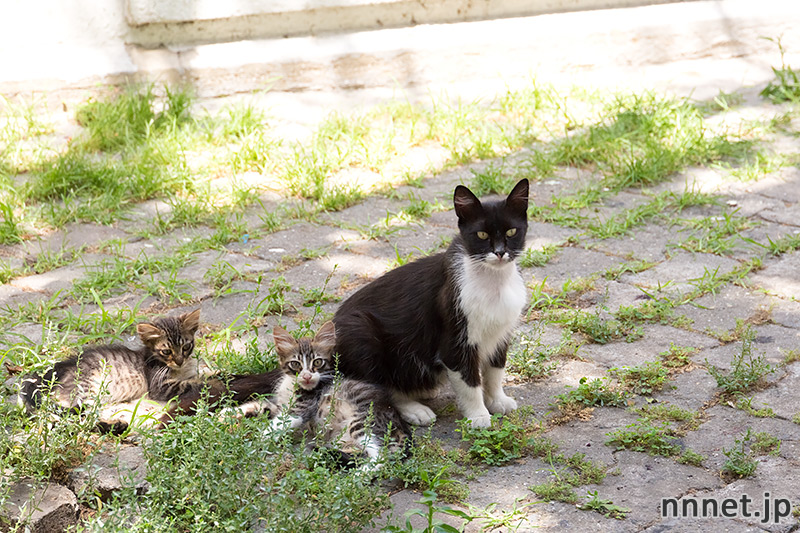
<box><xmin>137</xmin><ymin>323</ymin><xmax>164</xmax><ymax>343</ymax></box>
<box><xmin>313</xmin><ymin>321</ymin><xmax>337</xmax><ymax>355</ymax></box>
<box><xmin>506</xmin><ymin>179</ymin><xmax>529</xmax><ymax>218</ymax></box>
<box><xmin>273</xmin><ymin>326</ymin><xmax>297</xmax><ymax>357</ymax></box>
<box><xmin>453</xmin><ymin>185</ymin><xmax>483</xmax><ymax>222</ymax></box>
<box><xmin>179</xmin><ymin>308</ymin><xmax>201</xmax><ymax>336</ymax></box>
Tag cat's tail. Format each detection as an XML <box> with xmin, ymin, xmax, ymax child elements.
<box><xmin>157</xmin><ymin>369</ymin><xmax>284</xmax><ymax>427</ymax></box>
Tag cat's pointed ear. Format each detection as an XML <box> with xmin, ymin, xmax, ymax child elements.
<box><xmin>137</xmin><ymin>323</ymin><xmax>164</xmax><ymax>343</ymax></box>
<box><xmin>453</xmin><ymin>185</ymin><xmax>483</xmax><ymax>222</ymax></box>
<box><xmin>506</xmin><ymin>179</ymin><xmax>529</xmax><ymax>218</ymax></box>
<box><xmin>273</xmin><ymin>326</ymin><xmax>296</xmax><ymax>357</ymax></box>
<box><xmin>314</xmin><ymin>321</ymin><xmax>337</xmax><ymax>355</ymax></box>
<box><xmin>179</xmin><ymin>309</ymin><xmax>201</xmax><ymax>336</ymax></box>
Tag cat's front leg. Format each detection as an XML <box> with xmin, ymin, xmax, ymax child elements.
<box><xmin>391</xmin><ymin>391</ymin><xmax>436</xmax><ymax>426</ymax></box>
<box><xmin>482</xmin><ymin>366</ymin><xmax>517</xmax><ymax>414</ymax></box>
<box><xmin>446</xmin><ymin>369</ymin><xmax>492</xmax><ymax>427</ymax></box>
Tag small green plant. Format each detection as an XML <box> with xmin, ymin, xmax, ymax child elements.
<box><xmin>560</xmin><ymin>309</ymin><xmax>641</xmax><ymax>344</ymax></box>
<box><xmin>529</xmin><ymin>480</ymin><xmax>578</xmax><ymax>504</ymax></box>
<box><xmin>506</xmin><ymin>329</ymin><xmax>558</xmax><ymax>381</ymax></box>
<box><xmin>457</xmin><ymin>414</ymin><xmax>531</xmax><ymax>466</ymax></box>
<box><xmin>606</xmin><ymin>419</ymin><xmax>681</xmax><ymax>457</ymax></box>
<box><xmin>760</xmin><ymin>37</ymin><xmax>800</xmax><ymax>104</ymax></box>
<box><xmin>579</xmin><ymin>490</ymin><xmax>630</xmax><ymax>519</ymax></box>
<box><xmin>751</xmin><ymin>431</ymin><xmax>781</xmax><ymax>456</ymax></box>
<box><xmin>706</xmin><ymin>327</ymin><xmax>775</xmax><ymax>396</ymax></box>
<box><xmin>634</xmin><ymin>403</ymin><xmax>699</xmax><ymax>425</ymax></box>
<box><xmin>677</xmin><ymin>449</ymin><xmax>706</xmax><ymax>467</ymax></box>
<box><xmin>659</xmin><ymin>343</ymin><xmax>698</xmax><ymax>369</ymax></box>
<box><xmin>609</xmin><ymin>361</ymin><xmax>669</xmax><ymax>395</ymax></box>
<box><xmin>721</xmin><ymin>428</ymin><xmax>758</xmax><ymax>479</ymax></box>
<box><xmin>556</xmin><ymin>377</ymin><xmax>627</xmax><ymax>409</ymax></box>
<box><xmin>518</xmin><ymin>244</ymin><xmax>559</xmax><ymax>268</ymax></box>
<box><xmin>382</xmin><ymin>470</ymin><xmax>476</xmax><ymax>533</ymax></box>
<box><xmin>734</xmin><ymin>396</ymin><xmax>776</xmax><ymax>418</ymax></box>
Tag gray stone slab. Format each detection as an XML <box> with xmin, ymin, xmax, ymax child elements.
<box><xmin>1</xmin><ymin>480</ymin><xmax>78</xmax><ymax>533</ymax></box>
<box><xmin>68</xmin><ymin>446</ymin><xmax>149</xmax><ymax>501</ymax></box>
<box><xmin>227</xmin><ymin>222</ymin><xmax>343</xmax><ymax>262</ymax></box>
<box><xmin>23</xmin><ymin>223</ymin><xmax>129</xmax><ymax>257</ymax></box>
<box><xmin>750</xmin><ymin>250</ymin><xmax>800</xmax><ymax>299</ymax></box>
<box><xmin>622</xmin><ymin>251</ymin><xmax>741</xmax><ymax>297</ymax></box>
<box><xmin>580</xmin><ymin>324</ymin><xmax>718</xmax><ymax>370</ymax></box>
<box><xmin>588</xmin><ymin>223</ymin><xmax>673</xmax><ymax>263</ymax></box>
<box><xmin>652</xmin><ymin>368</ymin><xmax>720</xmax><ymax>412</ymax></box>
<box><xmin>770</xmin><ymin>298</ymin><xmax>800</xmax><ymax>329</ymax></box>
<box><xmin>526</xmin><ymin>246</ymin><xmax>624</xmax><ymax>290</ymax></box>
<box><xmin>751</xmin><ymin>363</ymin><xmax>800</xmax><ymax>420</ymax></box>
<box><xmin>674</xmin><ymin>285</ymin><xmax>773</xmax><ymax>336</ymax></box>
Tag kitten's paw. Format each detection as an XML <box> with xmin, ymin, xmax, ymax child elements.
<box><xmin>486</xmin><ymin>394</ymin><xmax>518</xmax><ymax>415</ymax></box>
<box><xmin>397</xmin><ymin>401</ymin><xmax>436</xmax><ymax>426</ymax></box>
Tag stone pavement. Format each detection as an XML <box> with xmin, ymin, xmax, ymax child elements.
<box><xmin>3</xmin><ymin>2</ymin><xmax>800</xmax><ymax>531</ymax></box>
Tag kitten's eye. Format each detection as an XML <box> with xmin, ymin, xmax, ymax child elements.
<box><xmin>312</xmin><ymin>358</ymin><xmax>326</xmax><ymax>370</ymax></box>
<box><xmin>287</xmin><ymin>361</ymin><xmax>302</xmax><ymax>373</ymax></box>
<box><xmin>506</xmin><ymin>228</ymin><xmax>517</xmax><ymax>237</ymax></box>
<box><xmin>477</xmin><ymin>231</ymin><xmax>489</xmax><ymax>240</ymax></box>
<box><xmin>160</xmin><ymin>349</ymin><xmax>171</xmax><ymax>357</ymax></box>
<box><xmin>182</xmin><ymin>343</ymin><xmax>193</xmax><ymax>353</ymax></box>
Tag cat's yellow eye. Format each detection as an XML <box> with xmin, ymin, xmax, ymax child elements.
<box><xmin>182</xmin><ymin>344</ymin><xmax>192</xmax><ymax>353</ymax></box>
<box><xmin>288</xmin><ymin>361</ymin><xmax>302</xmax><ymax>372</ymax></box>
<box><xmin>160</xmin><ymin>349</ymin><xmax>171</xmax><ymax>357</ymax></box>
<box><xmin>477</xmin><ymin>231</ymin><xmax>489</xmax><ymax>240</ymax></box>
<box><xmin>506</xmin><ymin>228</ymin><xmax>517</xmax><ymax>237</ymax></box>
<box><xmin>312</xmin><ymin>358</ymin><xmax>325</xmax><ymax>369</ymax></box>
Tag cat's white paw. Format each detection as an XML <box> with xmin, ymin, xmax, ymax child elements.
<box><xmin>463</xmin><ymin>407</ymin><xmax>493</xmax><ymax>428</ymax></box>
<box><xmin>396</xmin><ymin>401</ymin><xmax>436</xmax><ymax>426</ymax></box>
<box><xmin>486</xmin><ymin>393</ymin><xmax>518</xmax><ymax>415</ymax></box>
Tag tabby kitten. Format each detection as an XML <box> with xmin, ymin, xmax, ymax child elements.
<box><xmin>268</xmin><ymin>322</ymin><xmax>407</xmax><ymax>469</ymax></box>
<box><xmin>333</xmin><ymin>179</ymin><xmax>529</xmax><ymax>427</ymax></box>
<box><xmin>20</xmin><ymin>309</ymin><xmax>204</xmax><ymax>429</ymax></box>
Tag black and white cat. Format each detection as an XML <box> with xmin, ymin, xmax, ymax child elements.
<box><xmin>333</xmin><ymin>179</ymin><xmax>529</xmax><ymax>427</ymax></box>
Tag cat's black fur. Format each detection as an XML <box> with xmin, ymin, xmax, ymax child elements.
<box><xmin>333</xmin><ymin>179</ymin><xmax>529</xmax><ymax>427</ymax></box>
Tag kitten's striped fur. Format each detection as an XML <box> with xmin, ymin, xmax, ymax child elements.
<box><xmin>19</xmin><ymin>309</ymin><xmax>205</xmax><ymax>430</ymax></box>
<box><xmin>268</xmin><ymin>322</ymin><xmax>407</xmax><ymax>469</ymax></box>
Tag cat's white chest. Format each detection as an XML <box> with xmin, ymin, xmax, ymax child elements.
<box><xmin>456</xmin><ymin>257</ymin><xmax>527</xmax><ymax>359</ymax></box>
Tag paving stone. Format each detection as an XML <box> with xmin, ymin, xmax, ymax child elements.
<box><xmin>652</xmin><ymin>368</ymin><xmax>720</xmax><ymax>412</ymax></box>
<box><xmin>750</xmin><ymin>362</ymin><xmax>800</xmax><ymax>420</ymax></box>
<box><xmin>9</xmin><ymin>253</ymin><xmax>109</xmax><ymax>293</ymax></box>
<box><xmin>622</xmin><ymin>251</ymin><xmax>741</xmax><ymax>297</ymax></box>
<box><xmin>526</xmin><ymin>246</ymin><xmax>625</xmax><ymax>289</ymax></box>
<box><xmin>68</xmin><ymin>445</ymin><xmax>149</xmax><ymax>501</ymax></box>
<box><xmin>23</xmin><ymin>223</ymin><xmax>130</xmax><ymax>257</ymax></box>
<box><xmin>674</xmin><ymin>285</ymin><xmax>773</xmax><ymax>335</ymax></box>
<box><xmin>580</xmin><ymin>324</ymin><xmax>718</xmax><ymax>370</ymax></box>
<box><xmin>770</xmin><ymin>298</ymin><xmax>800</xmax><ymax>329</ymax></box>
<box><xmin>588</xmin><ymin>223</ymin><xmax>674</xmax><ymax>263</ymax></box>
<box><xmin>750</xmin><ymin>250</ymin><xmax>800</xmax><ymax>299</ymax></box>
<box><xmin>1</xmin><ymin>480</ymin><xmax>78</xmax><ymax>533</ymax></box>
<box><xmin>227</xmin><ymin>222</ymin><xmax>344</xmax><ymax>262</ymax></box>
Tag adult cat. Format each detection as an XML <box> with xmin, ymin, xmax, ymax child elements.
<box><xmin>333</xmin><ymin>179</ymin><xmax>529</xmax><ymax>427</ymax></box>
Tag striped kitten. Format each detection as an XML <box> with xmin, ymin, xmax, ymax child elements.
<box><xmin>269</xmin><ymin>322</ymin><xmax>407</xmax><ymax>469</ymax></box>
<box><xmin>19</xmin><ymin>309</ymin><xmax>205</xmax><ymax>430</ymax></box>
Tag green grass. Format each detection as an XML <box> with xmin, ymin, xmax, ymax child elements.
<box><xmin>609</xmin><ymin>361</ymin><xmax>669</xmax><ymax>395</ymax></box>
<box><xmin>706</xmin><ymin>327</ymin><xmax>775</xmax><ymax>396</ymax></box>
<box><xmin>760</xmin><ymin>37</ymin><xmax>800</xmax><ymax>104</ymax></box>
<box><xmin>555</xmin><ymin>377</ymin><xmax>628</xmax><ymax>410</ymax></box>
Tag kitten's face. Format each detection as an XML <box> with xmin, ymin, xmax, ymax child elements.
<box><xmin>454</xmin><ymin>179</ymin><xmax>529</xmax><ymax>267</ymax></box>
<box><xmin>273</xmin><ymin>322</ymin><xmax>336</xmax><ymax>391</ymax></box>
<box><xmin>136</xmin><ymin>309</ymin><xmax>200</xmax><ymax>369</ymax></box>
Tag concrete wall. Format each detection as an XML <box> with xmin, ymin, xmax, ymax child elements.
<box><xmin>0</xmin><ymin>0</ymin><xmax>691</xmax><ymax>93</ymax></box>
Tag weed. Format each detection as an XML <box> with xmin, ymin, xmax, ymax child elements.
<box><xmin>518</xmin><ymin>244</ymin><xmax>559</xmax><ymax>268</ymax></box>
<box><xmin>250</xmin><ymin>276</ymin><xmax>291</xmax><ymax>318</ymax></box>
<box><xmin>603</xmin><ymin>259</ymin><xmax>655</xmax><ymax>280</ymax></box>
<box><xmin>734</xmin><ymin>396</ymin><xmax>776</xmax><ymax>418</ymax></box>
<box><xmin>634</xmin><ymin>403</ymin><xmax>699</xmax><ymax>425</ymax></box>
<box><xmin>560</xmin><ymin>309</ymin><xmax>642</xmax><ymax>344</ymax></box>
<box><xmin>382</xmin><ymin>470</ymin><xmax>476</xmax><ymax>533</ymax></box>
<box><xmin>579</xmin><ymin>490</ymin><xmax>630</xmax><ymax>519</ymax></box>
<box><xmin>760</xmin><ymin>37</ymin><xmax>800</xmax><ymax>104</ymax></box>
<box><xmin>556</xmin><ymin>377</ymin><xmax>627</xmax><ymax>409</ymax></box>
<box><xmin>707</xmin><ymin>327</ymin><xmax>775</xmax><ymax>396</ymax></box>
<box><xmin>751</xmin><ymin>431</ymin><xmax>781</xmax><ymax>456</ymax></box>
<box><xmin>659</xmin><ymin>344</ymin><xmax>698</xmax><ymax>369</ymax></box>
<box><xmin>457</xmin><ymin>413</ymin><xmax>533</xmax><ymax>466</ymax></box>
<box><xmin>676</xmin><ymin>449</ymin><xmax>705</xmax><ymax>467</ymax></box>
<box><xmin>530</xmin><ymin>480</ymin><xmax>578</xmax><ymax>504</ymax></box>
<box><xmin>609</xmin><ymin>361</ymin><xmax>669</xmax><ymax>395</ymax></box>
<box><xmin>606</xmin><ymin>419</ymin><xmax>681</xmax><ymax>457</ymax></box>
<box><xmin>721</xmin><ymin>428</ymin><xmax>758</xmax><ymax>479</ymax></box>
<box><xmin>506</xmin><ymin>329</ymin><xmax>559</xmax><ymax>381</ymax></box>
